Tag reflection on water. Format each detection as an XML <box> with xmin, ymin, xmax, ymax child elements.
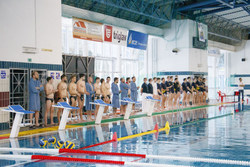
<box><xmin>1</xmin><ymin>106</ymin><xmax>248</xmax><ymax>167</ymax></box>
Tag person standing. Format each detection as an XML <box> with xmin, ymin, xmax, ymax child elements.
<box><xmin>104</xmin><ymin>77</ymin><xmax>111</xmax><ymax>113</ymax></box>
<box><xmin>238</xmin><ymin>78</ymin><xmax>245</xmax><ymax>102</ymax></box>
<box><xmin>120</xmin><ymin>78</ymin><xmax>129</xmax><ymax>116</ymax></box>
<box><xmin>182</xmin><ymin>78</ymin><xmax>188</xmax><ymax>107</ymax></box>
<box><xmin>130</xmin><ymin>76</ymin><xmax>139</xmax><ymax>110</ymax></box>
<box><xmin>85</xmin><ymin>76</ymin><xmax>95</xmax><ymax>122</ymax></box>
<box><xmin>29</xmin><ymin>71</ymin><xmax>44</xmax><ymax>128</ymax></box>
<box><xmin>168</xmin><ymin>76</ymin><xmax>175</xmax><ymax>109</ymax></box>
<box><xmin>192</xmin><ymin>77</ymin><xmax>198</xmax><ymax>106</ymax></box>
<box><xmin>148</xmin><ymin>78</ymin><xmax>153</xmax><ymax>95</ymax></box>
<box><xmin>156</xmin><ymin>78</ymin><xmax>162</xmax><ymax>109</ymax></box>
<box><xmin>186</xmin><ymin>77</ymin><xmax>192</xmax><ymax>106</ymax></box>
<box><xmin>165</xmin><ymin>76</ymin><xmax>170</xmax><ymax>108</ymax></box>
<box><xmin>112</xmin><ymin>77</ymin><xmax>120</xmax><ymax>117</ymax></box>
<box><xmin>68</xmin><ymin>74</ymin><xmax>80</xmax><ymax>122</ymax></box>
<box><xmin>152</xmin><ymin>77</ymin><xmax>158</xmax><ymax>98</ymax></box>
<box><xmin>141</xmin><ymin>78</ymin><xmax>148</xmax><ymax>112</ymax></box>
<box><xmin>173</xmin><ymin>77</ymin><xmax>181</xmax><ymax>108</ymax></box>
<box><xmin>126</xmin><ymin>77</ymin><xmax>131</xmax><ymax>98</ymax></box>
<box><xmin>44</xmin><ymin>77</ymin><xmax>57</xmax><ymax>126</ymax></box>
<box><xmin>94</xmin><ymin>77</ymin><xmax>101</xmax><ymax>117</ymax></box>
<box><xmin>161</xmin><ymin>78</ymin><xmax>167</xmax><ymax>109</ymax></box>
<box><xmin>57</xmin><ymin>74</ymin><xmax>68</xmax><ymax>123</ymax></box>
<box><xmin>77</xmin><ymin>74</ymin><xmax>86</xmax><ymax>121</ymax></box>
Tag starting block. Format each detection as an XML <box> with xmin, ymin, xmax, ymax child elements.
<box><xmin>90</xmin><ymin>99</ymin><xmax>112</xmax><ymax>124</ymax></box>
<box><xmin>2</xmin><ymin>105</ymin><xmax>34</xmax><ymax>138</ymax></box>
<box><xmin>121</xmin><ymin>98</ymin><xmax>140</xmax><ymax>120</ymax></box>
<box><xmin>53</xmin><ymin>102</ymin><xmax>79</xmax><ymax>130</ymax></box>
<box><xmin>145</xmin><ymin>96</ymin><xmax>160</xmax><ymax>116</ymax></box>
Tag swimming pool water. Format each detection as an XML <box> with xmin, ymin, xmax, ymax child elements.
<box><xmin>1</xmin><ymin>105</ymin><xmax>250</xmax><ymax>167</ymax></box>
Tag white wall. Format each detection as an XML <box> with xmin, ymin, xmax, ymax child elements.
<box><xmin>189</xmin><ymin>48</ymin><xmax>208</xmax><ymax>72</ymax></box>
<box><xmin>229</xmin><ymin>40</ymin><xmax>250</xmax><ymax>75</ymax></box>
<box><xmin>157</xmin><ymin>20</ymin><xmax>190</xmax><ymax>72</ymax></box>
<box><xmin>0</xmin><ymin>0</ymin><xmax>62</xmax><ymax>65</ymax></box>
<box><xmin>157</xmin><ymin>19</ymin><xmax>208</xmax><ymax>73</ymax></box>
<box><xmin>229</xmin><ymin>40</ymin><xmax>250</xmax><ymax>90</ymax></box>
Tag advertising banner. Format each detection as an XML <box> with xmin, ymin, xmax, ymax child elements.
<box><xmin>127</xmin><ymin>30</ymin><xmax>148</xmax><ymax>50</ymax></box>
<box><xmin>198</xmin><ymin>22</ymin><xmax>206</xmax><ymax>42</ymax></box>
<box><xmin>104</xmin><ymin>25</ymin><xmax>128</xmax><ymax>46</ymax></box>
<box><xmin>73</xmin><ymin>17</ymin><xmax>103</xmax><ymax>42</ymax></box>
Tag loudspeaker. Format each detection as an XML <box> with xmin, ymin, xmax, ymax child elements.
<box><xmin>242</xmin><ymin>58</ymin><xmax>246</xmax><ymax>62</ymax></box>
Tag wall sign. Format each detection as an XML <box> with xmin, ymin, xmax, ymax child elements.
<box><xmin>73</xmin><ymin>17</ymin><xmax>103</xmax><ymax>42</ymax></box>
<box><xmin>50</xmin><ymin>72</ymin><xmax>55</xmax><ymax>79</ymax></box>
<box><xmin>104</xmin><ymin>25</ymin><xmax>128</xmax><ymax>46</ymax></box>
<box><xmin>104</xmin><ymin>25</ymin><xmax>112</xmax><ymax>42</ymax></box>
<box><xmin>1</xmin><ymin>70</ymin><xmax>6</xmax><ymax>79</ymax></box>
<box><xmin>198</xmin><ymin>23</ymin><xmax>206</xmax><ymax>42</ymax></box>
<box><xmin>56</xmin><ymin>72</ymin><xmax>60</xmax><ymax>80</ymax></box>
<box><xmin>127</xmin><ymin>30</ymin><xmax>148</xmax><ymax>50</ymax></box>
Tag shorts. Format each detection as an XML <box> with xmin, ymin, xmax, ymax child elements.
<box><xmin>70</xmin><ymin>96</ymin><xmax>77</xmax><ymax>105</ymax></box>
<box><xmin>60</xmin><ymin>97</ymin><xmax>67</xmax><ymax>102</ymax></box>
<box><xmin>95</xmin><ymin>95</ymin><xmax>100</xmax><ymax>99</ymax></box>
<box><xmin>101</xmin><ymin>95</ymin><xmax>110</xmax><ymax>101</ymax></box>
<box><xmin>174</xmin><ymin>90</ymin><xmax>180</xmax><ymax>94</ymax></box>
<box><xmin>80</xmin><ymin>94</ymin><xmax>84</xmax><ymax>101</ymax></box>
<box><xmin>46</xmin><ymin>97</ymin><xmax>54</xmax><ymax>103</ymax></box>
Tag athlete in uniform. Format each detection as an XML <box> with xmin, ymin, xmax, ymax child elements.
<box><xmin>77</xmin><ymin>74</ymin><xmax>86</xmax><ymax>121</ymax></box>
<box><xmin>197</xmin><ymin>77</ymin><xmax>203</xmax><ymax>105</ymax></box>
<box><xmin>94</xmin><ymin>77</ymin><xmax>101</xmax><ymax>117</ymax></box>
<box><xmin>173</xmin><ymin>77</ymin><xmax>181</xmax><ymax>108</ymax></box>
<box><xmin>202</xmin><ymin>78</ymin><xmax>207</xmax><ymax>104</ymax></box>
<box><xmin>186</xmin><ymin>77</ymin><xmax>192</xmax><ymax>106</ymax></box>
<box><xmin>168</xmin><ymin>76</ymin><xmax>174</xmax><ymax>109</ymax></box>
<box><xmin>156</xmin><ymin>78</ymin><xmax>162</xmax><ymax>109</ymax></box>
<box><xmin>104</xmin><ymin>77</ymin><xmax>111</xmax><ymax>114</ymax></box>
<box><xmin>161</xmin><ymin>78</ymin><xmax>167</xmax><ymax>110</ymax></box>
<box><xmin>57</xmin><ymin>74</ymin><xmax>68</xmax><ymax>123</ymax></box>
<box><xmin>165</xmin><ymin>76</ymin><xmax>170</xmax><ymax>108</ymax></box>
<box><xmin>45</xmin><ymin>77</ymin><xmax>57</xmax><ymax>126</ymax></box>
<box><xmin>192</xmin><ymin>77</ymin><xmax>198</xmax><ymax>106</ymax></box>
<box><xmin>182</xmin><ymin>78</ymin><xmax>188</xmax><ymax>107</ymax></box>
<box><xmin>69</xmin><ymin>74</ymin><xmax>80</xmax><ymax>122</ymax></box>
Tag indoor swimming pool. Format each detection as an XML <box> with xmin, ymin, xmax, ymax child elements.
<box><xmin>0</xmin><ymin>105</ymin><xmax>250</xmax><ymax>167</ymax></box>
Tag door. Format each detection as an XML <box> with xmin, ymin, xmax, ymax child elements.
<box><xmin>9</xmin><ymin>68</ymin><xmax>28</xmax><ymax>126</ymax></box>
<box><xmin>62</xmin><ymin>55</ymin><xmax>95</xmax><ymax>79</ymax></box>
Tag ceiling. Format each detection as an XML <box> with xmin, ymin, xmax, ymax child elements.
<box><xmin>62</xmin><ymin>0</ymin><xmax>250</xmax><ymax>45</ymax></box>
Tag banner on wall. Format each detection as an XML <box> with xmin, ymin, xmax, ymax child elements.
<box><xmin>198</xmin><ymin>23</ymin><xmax>206</xmax><ymax>42</ymax></box>
<box><xmin>73</xmin><ymin>17</ymin><xmax>103</xmax><ymax>42</ymax></box>
<box><xmin>104</xmin><ymin>25</ymin><xmax>128</xmax><ymax>46</ymax></box>
<box><xmin>127</xmin><ymin>30</ymin><xmax>148</xmax><ymax>50</ymax></box>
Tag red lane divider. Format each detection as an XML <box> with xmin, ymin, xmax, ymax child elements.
<box><xmin>31</xmin><ymin>155</ymin><xmax>125</xmax><ymax>165</ymax></box>
<box><xmin>0</xmin><ymin>136</ymin><xmax>9</xmax><ymax>140</ymax></box>
<box><xmin>59</xmin><ymin>149</ymin><xmax>146</xmax><ymax>158</ymax></box>
<box><xmin>80</xmin><ymin>132</ymin><xmax>117</xmax><ymax>150</ymax></box>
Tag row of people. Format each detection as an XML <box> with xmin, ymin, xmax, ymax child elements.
<box><xmin>45</xmin><ymin>75</ymin><xmax>141</xmax><ymax>126</ymax></box>
<box><xmin>140</xmin><ymin>76</ymin><xmax>207</xmax><ymax>111</ymax></box>
<box><xmin>29</xmin><ymin>71</ymin><xmax>207</xmax><ymax>127</ymax></box>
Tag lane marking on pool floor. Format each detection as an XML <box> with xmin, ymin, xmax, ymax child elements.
<box><xmin>1</xmin><ymin>148</ymin><xmax>250</xmax><ymax>166</ymax></box>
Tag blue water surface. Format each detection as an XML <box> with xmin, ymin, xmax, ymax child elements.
<box><xmin>1</xmin><ymin>105</ymin><xmax>250</xmax><ymax>167</ymax></box>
